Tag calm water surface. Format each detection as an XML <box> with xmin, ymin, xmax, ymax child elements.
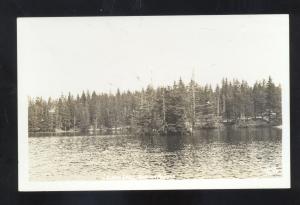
<box><xmin>29</xmin><ymin>127</ymin><xmax>282</xmax><ymax>181</ymax></box>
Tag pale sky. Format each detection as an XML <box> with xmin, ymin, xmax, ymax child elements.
<box><xmin>17</xmin><ymin>15</ymin><xmax>289</xmax><ymax>99</ymax></box>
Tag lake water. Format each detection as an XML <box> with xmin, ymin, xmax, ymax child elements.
<box><xmin>29</xmin><ymin>127</ymin><xmax>282</xmax><ymax>181</ymax></box>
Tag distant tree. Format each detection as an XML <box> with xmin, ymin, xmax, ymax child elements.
<box><xmin>164</xmin><ymin>81</ymin><xmax>187</xmax><ymax>134</ymax></box>
<box><xmin>252</xmin><ymin>81</ymin><xmax>266</xmax><ymax>119</ymax></box>
<box><xmin>81</xmin><ymin>91</ymin><xmax>87</xmax><ymax>105</ymax></box>
<box><xmin>67</xmin><ymin>93</ymin><xmax>76</xmax><ymax>130</ymax></box>
<box><xmin>266</xmin><ymin>76</ymin><xmax>277</xmax><ymax>122</ymax></box>
<box><xmin>76</xmin><ymin>103</ymin><xmax>90</xmax><ymax>132</ymax></box>
<box><xmin>28</xmin><ymin>98</ymin><xmax>39</xmax><ymax>132</ymax></box>
<box><xmin>274</xmin><ymin>84</ymin><xmax>282</xmax><ymax>123</ymax></box>
<box><xmin>89</xmin><ymin>91</ymin><xmax>98</xmax><ymax>129</ymax></box>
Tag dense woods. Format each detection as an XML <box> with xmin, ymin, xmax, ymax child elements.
<box><xmin>28</xmin><ymin>76</ymin><xmax>281</xmax><ymax>135</ymax></box>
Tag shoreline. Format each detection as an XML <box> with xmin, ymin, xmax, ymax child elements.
<box><xmin>28</xmin><ymin>124</ymin><xmax>282</xmax><ymax>137</ymax></box>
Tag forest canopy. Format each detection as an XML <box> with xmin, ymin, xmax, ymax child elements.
<box><xmin>28</xmin><ymin>76</ymin><xmax>281</xmax><ymax>135</ymax></box>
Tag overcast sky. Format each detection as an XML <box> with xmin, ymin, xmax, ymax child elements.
<box><xmin>18</xmin><ymin>15</ymin><xmax>289</xmax><ymax>99</ymax></box>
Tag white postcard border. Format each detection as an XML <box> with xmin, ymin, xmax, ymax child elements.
<box><xmin>17</xmin><ymin>15</ymin><xmax>290</xmax><ymax>191</ymax></box>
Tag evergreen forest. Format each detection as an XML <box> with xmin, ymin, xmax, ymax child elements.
<box><xmin>28</xmin><ymin>76</ymin><xmax>282</xmax><ymax>136</ymax></box>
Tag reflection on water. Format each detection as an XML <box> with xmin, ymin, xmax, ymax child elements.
<box><xmin>29</xmin><ymin>127</ymin><xmax>282</xmax><ymax>181</ymax></box>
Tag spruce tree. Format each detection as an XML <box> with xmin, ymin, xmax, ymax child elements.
<box><xmin>266</xmin><ymin>76</ymin><xmax>277</xmax><ymax>122</ymax></box>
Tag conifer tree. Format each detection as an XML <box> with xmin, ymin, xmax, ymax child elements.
<box><xmin>266</xmin><ymin>76</ymin><xmax>277</xmax><ymax>122</ymax></box>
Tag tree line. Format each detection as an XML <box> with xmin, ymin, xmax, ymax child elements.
<box><xmin>28</xmin><ymin>76</ymin><xmax>281</xmax><ymax>134</ymax></box>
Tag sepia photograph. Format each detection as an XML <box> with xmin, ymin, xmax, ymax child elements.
<box><xmin>17</xmin><ymin>15</ymin><xmax>290</xmax><ymax>191</ymax></box>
